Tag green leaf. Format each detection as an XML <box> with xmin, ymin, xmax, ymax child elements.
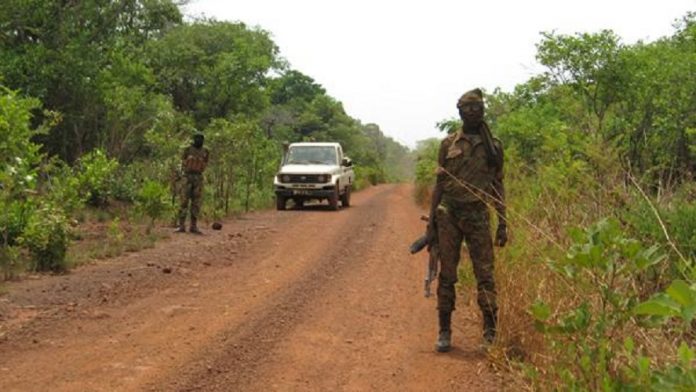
<box><xmin>530</xmin><ymin>300</ymin><xmax>552</xmax><ymax>321</ymax></box>
<box><xmin>666</xmin><ymin>279</ymin><xmax>695</xmax><ymax>307</ymax></box>
<box><xmin>637</xmin><ymin>356</ymin><xmax>650</xmax><ymax>376</ymax></box>
<box><xmin>624</xmin><ymin>337</ymin><xmax>635</xmax><ymax>353</ymax></box>
<box><xmin>633</xmin><ymin>298</ymin><xmax>680</xmax><ymax>317</ymax></box>
<box><xmin>568</xmin><ymin>227</ymin><xmax>585</xmax><ymax>243</ymax></box>
<box><xmin>677</xmin><ymin>342</ymin><xmax>694</xmax><ymax>368</ymax></box>
<box><xmin>682</xmin><ymin>305</ymin><xmax>696</xmax><ymax>324</ymax></box>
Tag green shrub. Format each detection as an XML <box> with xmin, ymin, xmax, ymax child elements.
<box><xmin>19</xmin><ymin>204</ymin><xmax>71</xmax><ymax>272</ymax></box>
<box><xmin>412</xmin><ymin>138</ymin><xmax>439</xmax><ymax>206</ymax></box>
<box><xmin>111</xmin><ymin>165</ymin><xmax>141</xmax><ymax>203</ymax></box>
<box><xmin>135</xmin><ymin>180</ymin><xmax>173</xmax><ymax>233</ymax></box>
<box><xmin>75</xmin><ymin>149</ymin><xmax>119</xmax><ymax>207</ymax></box>
<box><xmin>353</xmin><ymin>165</ymin><xmax>384</xmax><ymax>190</ymax></box>
<box><xmin>43</xmin><ymin>159</ymin><xmax>85</xmax><ymax>214</ymax></box>
<box><xmin>623</xmin><ymin>188</ymin><xmax>696</xmax><ymax>278</ymax></box>
<box><xmin>0</xmin><ymin>200</ymin><xmax>34</xmax><ymax>247</ymax></box>
<box><xmin>528</xmin><ymin>218</ymin><xmax>695</xmax><ymax>390</ymax></box>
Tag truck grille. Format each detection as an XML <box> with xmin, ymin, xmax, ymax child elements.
<box><xmin>281</xmin><ymin>174</ymin><xmax>330</xmax><ymax>183</ymax></box>
<box><xmin>288</xmin><ymin>174</ymin><xmax>320</xmax><ymax>183</ymax></box>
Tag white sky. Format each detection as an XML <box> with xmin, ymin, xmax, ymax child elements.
<box><xmin>183</xmin><ymin>0</ymin><xmax>695</xmax><ymax>149</ymax></box>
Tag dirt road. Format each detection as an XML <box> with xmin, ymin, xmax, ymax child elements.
<box><xmin>0</xmin><ymin>184</ymin><xmax>504</xmax><ymax>391</ymax></box>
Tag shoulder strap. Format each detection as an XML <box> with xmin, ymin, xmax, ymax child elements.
<box><xmin>479</xmin><ymin>122</ymin><xmax>501</xmax><ymax>168</ymax></box>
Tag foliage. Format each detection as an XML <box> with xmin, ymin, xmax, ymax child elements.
<box><xmin>0</xmin><ymin>0</ymin><xmax>182</xmax><ymax>162</ymax></box>
<box><xmin>19</xmin><ymin>203</ymin><xmax>70</xmax><ymax>272</ymax></box>
<box><xmin>147</xmin><ymin>20</ymin><xmax>281</xmax><ymax>127</ymax></box>
<box><xmin>528</xmin><ymin>218</ymin><xmax>694</xmax><ymax>390</ymax></box>
<box><xmin>41</xmin><ymin>158</ymin><xmax>85</xmax><ymax>214</ymax></box>
<box><xmin>205</xmin><ymin>118</ymin><xmax>279</xmax><ymax>216</ymax></box>
<box><xmin>75</xmin><ymin>149</ymin><xmax>119</xmax><ymax>207</ymax></box>
<box><xmin>0</xmin><ymin>86</ymin><xmax>50</xmax><ymax>277</ymax></box>
<box><xmin>135</xmin><ymin>180</ymin><xmax>173</xmax><ymax>233</ymax></box>
<box><xmin>412</xmin><ymin>138</ymin><xmax>440</xmax><ymax>206</ymax></box>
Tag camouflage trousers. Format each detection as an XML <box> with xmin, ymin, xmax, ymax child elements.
<box><xmin>435</xmin><ymin>199</ymin><xmax>497</xmax><ymax>315</ymax></box>
<box><xmin>178</xmin><ymin>173</ymin><xmax>204</xmax><ymax>227</ymax></box>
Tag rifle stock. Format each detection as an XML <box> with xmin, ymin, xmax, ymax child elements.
<box><xmin>409</xmin><ymin>235</ymin><xmax>428</xmax><ymax>254</ymax></box>
<box><xmin>410</xmin><ymin>215</ymin><xmax>439</xmax><ymax>297</ymax></box>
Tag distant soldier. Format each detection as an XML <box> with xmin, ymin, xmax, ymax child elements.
<box><xmin>427</xmin><ymin>88</ymin><xmax>508</xmax><ymax>352</ymax></box>
<box><xmin>176</xmin><ymin>133</ymin><xmax>209</xmax><ymax>234</ymax></box>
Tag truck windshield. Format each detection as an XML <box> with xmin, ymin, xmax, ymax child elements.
<box><xmin>285</xmin><ymin>146</ymin><xmax>337</xmax><ymax>165</ymax></box>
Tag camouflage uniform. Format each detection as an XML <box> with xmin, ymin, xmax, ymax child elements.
<box><xmin>435</xmin><ymin>130</ymin><xmax>503</xmax><ymax>315</ymax></box>
<box><xmin>178</xmin><ymin>145</ymin><xmax>209</xmax><ymax>231</ymax></box>
<box><xmin>431</xmin><ymin>88</ymin><xmax>507</xmax><ymax>350</ymax></box>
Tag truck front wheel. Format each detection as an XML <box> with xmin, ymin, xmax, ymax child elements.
<box><xmin>340</xmin><ymin>185</ymin><xmax>351</xmax><ymax>207</ymax></box>
<box><xmin>276</xmin><ymin>195</ymin><xmax>286</xmax><ymax>211</ymax></box>
<box><xmin>328</xmin><ymin>185</ymin><xmax>339</xmax><ymax>211</ymax></box>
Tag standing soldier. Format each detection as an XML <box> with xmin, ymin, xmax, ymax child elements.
<box><xmin>427</xmin><ymin>88</ymin><xmax>508</xmax><ymax>352</ymax></box>
<box><xmin>176</xmin><ymin>133</ymin><xmax>209</xmax><ymax>234</ymax></box>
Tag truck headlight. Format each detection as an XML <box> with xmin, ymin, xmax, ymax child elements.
<box><xmin>281</xmin><ymin>174</ymin><xmax>291</xmax><ymax>183</ymax></box>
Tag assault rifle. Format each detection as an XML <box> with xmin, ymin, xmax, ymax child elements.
<box><xmin>409</xmin><ymin>215</ymin><xmax>439</xmax><ymax>298</ymax></box>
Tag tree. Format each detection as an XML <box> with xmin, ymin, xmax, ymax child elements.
<box><xmin>147</xmin><ymin>20</ymin><xmax>281</xmax><ymax>128</ymax></box>
<box><xmin>536</xmin><ymin>30</ymin><xmax>624</xmax><ymax>133</ymax></box>
<box><xmin>0</xmin><ymin>0</ymin><xmax>183</xmax><ymax>162</ymax></box>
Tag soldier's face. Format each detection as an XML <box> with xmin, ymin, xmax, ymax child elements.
<box><xmin>458</xmin><ymin>102</ymin><xmax>484</xmax><ymax>124</ymax></box>
<box><xmin>193</xmin><ymin>136</ymin><xmax>204</xmax><ymax>148</ymax></box>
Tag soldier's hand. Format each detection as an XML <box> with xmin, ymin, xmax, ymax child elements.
<box><xmin>426</xmin><ymin>225</ymin><xmax>437</xmax><ymax>251</ymax></box>
<box><xmin>494</xmin><ymin>224</ymin><xmax>507</xmax><ymax>247</ymax></box>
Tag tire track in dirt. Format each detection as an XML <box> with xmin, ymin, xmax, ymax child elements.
<box><xmin>153</xmin><ymin>186</ymin><xmax>394</xmax><ymax>391</ymax></box>
<box><xmin>234</xmin><ymin>184</ymin><xmax>502</xmax><ymax>392</ymax></box>
<box><xmin>156</xmin><ymin>184</ymin><xmax>502</xmax><ymax>391</ymax></box>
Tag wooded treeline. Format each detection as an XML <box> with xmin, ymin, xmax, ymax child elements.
<box><xmin>0</xmin><ymin>1</ymin><xmax>413</xmax><ymax>275</ymax></box>
<box><xmin>413</xmin><ymin>13</ymin><xmax>695</xmax><ymax>390</ymax></box>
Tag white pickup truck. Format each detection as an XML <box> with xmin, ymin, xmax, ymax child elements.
<box><xmin>274</xmin><ymin>142</ymin><xmax>355</xmax><ymax>210</ymax></box>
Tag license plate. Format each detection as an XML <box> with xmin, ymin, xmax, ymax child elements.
<box><xmin>293</xmin><ymin>190</ymin><xmax>310</xmax><ymax>195</ymax></box>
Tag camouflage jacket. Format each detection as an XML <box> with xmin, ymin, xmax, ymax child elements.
<box><xmin>437</xmin><ymin>127</ymin><xmax>504</xmax><ymax>204</ymax></box>
<box><xmin>182</xmin><ymin>146</ymin><xmax>210</xmax><ymax>174</ymax></box>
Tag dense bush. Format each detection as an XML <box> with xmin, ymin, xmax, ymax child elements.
<box><xmin>42</xmin><ymin>159</ymin><xmax>85</xmax><ymax>214</ymax></box>
<box><xmin>75</xmin><ymin>149</ymin><xmax>119</xmax><ymax>207</ymax></box>
<box><xmin>1</xmin><ymin>87</ymin><xmax>55</xmax><ymax>278</ymax></box>
<box><xmin>135</xmin><ymin>180</ymin><xmax>174</xmax><ymax>233</ymax></box>
<box><xmin>19</xmin><ymin>204</ymin><xmax>71</xmax><ymax>272</ymax></box>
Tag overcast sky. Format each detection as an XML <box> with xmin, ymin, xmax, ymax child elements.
<box><xmin>183</xmin><ymin>0</ymin><xmax>694</xmax><ymax>149</ymax></box>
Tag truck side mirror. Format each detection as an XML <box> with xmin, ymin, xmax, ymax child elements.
<box><xmin>342</xmin><ymin>157</ymin><xmax>352</xmax><ymax>167</ymax></box>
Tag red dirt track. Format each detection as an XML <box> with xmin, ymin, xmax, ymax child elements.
<box><xmin>0</xmin><ymin>184</ymin><xmax>503</xmax><ymax>391</ymax></box>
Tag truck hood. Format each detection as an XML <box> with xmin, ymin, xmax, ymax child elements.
<box><xmin>279</xmin><ymin>164</ymin><xmax>339</xmax><ymax>174</ymax></box>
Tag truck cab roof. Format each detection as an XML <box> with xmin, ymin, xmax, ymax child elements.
<box><xmin>288</xmin><ymin>142</ymin><xmax>342</xmax><ymax>148</ymax></box>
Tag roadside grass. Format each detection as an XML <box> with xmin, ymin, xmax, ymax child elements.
<box><xmin>67</xmin><ymin>212</ymin><xmax>170</xmax><ymax>267</ymax></box>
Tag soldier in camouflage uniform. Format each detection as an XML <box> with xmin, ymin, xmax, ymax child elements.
<box><xmin>427</xmin><ymin>88</ymin><xmax>508</xmax><ymax>352</ymax></box>
<box><xmin>176</xmin><ymin>133</ymin><xmax>210</xmax><ymax>234</ymax></box>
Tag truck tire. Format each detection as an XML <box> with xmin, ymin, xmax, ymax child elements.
<box><xmin>276</xmin><ymin>195</ymin><xmax>286</xmax><ymax>211</ymax></box>
<box><xmin>340</xmin><ymin>185</ymin><xmax>351</xmax><ymax>207</ymax></box>
<box><xmin>328</xmin><ymin>185</ymin><xmax>339</xmax><ymax>211</ymax></box>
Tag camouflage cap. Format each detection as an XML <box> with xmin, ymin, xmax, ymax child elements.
<box><xmin>457</xmin><ymin>88</ymin><xmax>484</xmax><ymax>108</ymax></box>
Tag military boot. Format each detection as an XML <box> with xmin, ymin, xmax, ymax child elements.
<box><xmin>436</xmin><ymin>310</ymin><xmax>452</xmax><ymax>353</ymax></box>
<box><xmin>189</xmin><ymin>218</ymin><xmax>202</xmax><ymax>235</ymax></box>
<box><xmin>174</xmin><ymin>218</ymin><xmax>186</xmax><ymax>233</ymax></box>
<box><xmin>482</xmin><ymin>310</ymin><xmax>497</xmax><ymax>345</ymax></box>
